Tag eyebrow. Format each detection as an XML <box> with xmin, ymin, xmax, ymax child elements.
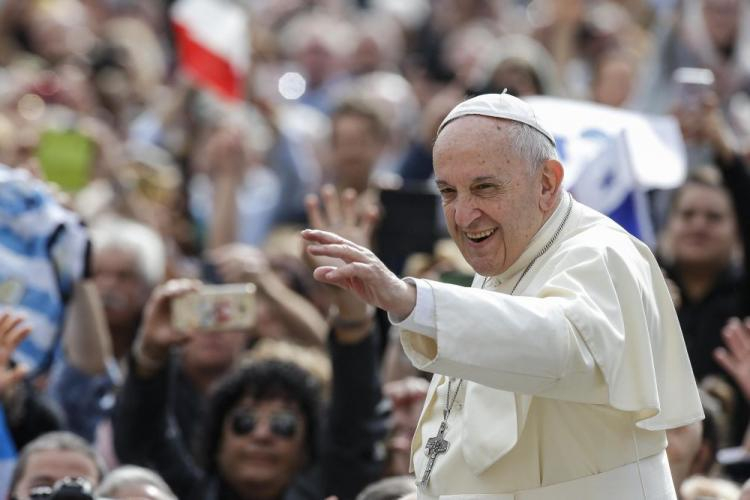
<box><xmin>435</xmin><ymin>176</ymin><xmax>504</xmax><ymax>186</ymax></box>
<box><xmin>470</xmin><ymin>176</ymin><xmax>503</xmax><ymax>184</ymax></box>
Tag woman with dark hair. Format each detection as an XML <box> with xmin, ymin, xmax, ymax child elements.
<box><xmin>198</xmin><ymin>359</ymin><xmax>323</xmax><ymax>500</ymax></box>
<box><xmin>662</xmin><ymin>95</ymin><xmax>750</xmax><ymax>444</ymax></box>
<box><xmin>114</xmin><ymin>279</ymin><xmax>386</xmax><ymax>500</ymax></box>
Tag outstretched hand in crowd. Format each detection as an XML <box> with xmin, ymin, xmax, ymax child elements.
<box><xmin>208</xmin><ymin>244</ymin><xmax>328</xmax><ymax>347</ymax></box>
<box><xmin>303</xmin><ymin>185</ymin><xmax>382</xmax><ymax>339</ymax></box>
<box><xmin>303</xmin><ymin>185</ymin><xmax>416</xmax><ymax>322</ymax></box>
<box><xmin>0</xmin><ymin>312</ymin><xmax>31</xmax><ymax>397</ymax></box>
<box><xmin>714</xmin><ymin>317</ymin><xmax>750</xmax><ymax>402</ymax></box>
<box><xmin>133</xmin><ymin>279</ymin><xmax>201</xmax><ymax>376</ymax></box>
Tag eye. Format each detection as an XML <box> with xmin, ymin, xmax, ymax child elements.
<box><xmin>705</xmin><ymin>211</ymin><xmax>724</xmax><ymax>223</ymax></box>
<box><xmin>472</xmin><ymin>183</ymin><xmax>499</xmax><ymax>196</ymax></box>
<box><xmin>679</xmin><ymin>209</ymin><xmax>695</xmax><ymax>220</ymax></box>
<box><xmin>438</xmin><ymin>187</ymin><xmax>457</xmax><ymax>201</ymax></box>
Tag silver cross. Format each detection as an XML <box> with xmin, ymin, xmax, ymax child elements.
<box><xmin>417</xmin><ymin>420</ymin><xmax>450</xmax><ymax>487</ymax></box>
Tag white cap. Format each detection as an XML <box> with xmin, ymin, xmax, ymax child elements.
<box><xmin>437</xmin><ymin>92</ymin><xmax>555</xmax><ymax>146</ymax></box>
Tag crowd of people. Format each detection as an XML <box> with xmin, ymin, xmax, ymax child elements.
<box><xmin>0</xmin><ymin>0</ymin><xmax>749</xmax><ymax>499</ymax></box>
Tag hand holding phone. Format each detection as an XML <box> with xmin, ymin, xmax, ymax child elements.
<box><xmin>673</xmin><ymin>67</ymin><xmax>715</xmax><ymax>112</ymax></box>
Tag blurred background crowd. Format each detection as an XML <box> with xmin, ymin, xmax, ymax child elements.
<box><xmin>0</xmin><ymin>0</ymin><xmax>750</xmax><ymax>499</ymax></box>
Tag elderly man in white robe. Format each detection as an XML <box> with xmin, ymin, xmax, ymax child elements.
<box><xmin>302</xmin><ymin>93</ymin><xmax>703</xmax><ymax>499</ymax></box>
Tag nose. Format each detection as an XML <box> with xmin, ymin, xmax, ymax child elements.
<box><xmin>452</xmin><ymin>194</ymin><xmax>481</xmax><ymax>229</ymax></box>
<box><xmin>249</xmin><ymin>418</ymin><xmax>275</xmax><ymax>441</ymax></box>
<box><xmin>94</xmin><ymin>272</ymin><xmax>116</xmax><ymax>292</ymax></box>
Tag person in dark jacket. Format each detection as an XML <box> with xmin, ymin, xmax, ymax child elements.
<box><xmin>197</xmin><ymin>359</ymin><xmax>322</xmax><ymax>500</ymax></box>
<box><xmin>113</xmin><ymin>277</ymin><xmax>385</xmax><ymax>500</ymax></box>
<box><xmin>663</xmin><ymin>93</ymin><xmax>750</xmax><ymax>443</ymax></box>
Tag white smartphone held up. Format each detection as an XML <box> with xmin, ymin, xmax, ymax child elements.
<box><xmin>171</xmin><ymin>283</ymin><xmax>257</xmax><ymax>333</ymax></box>
<box><xmin>672</xmin><ymin>67</ymin><xmax>715</xmax><ymax>111</ymax></box>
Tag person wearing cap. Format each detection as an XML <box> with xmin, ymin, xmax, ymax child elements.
<box><xmin>302</xmin><ymin>92</ymin><xmax>702</xmax><ymax>499</ymax></box>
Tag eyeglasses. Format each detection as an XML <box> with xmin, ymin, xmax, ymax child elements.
<box><xmin>230</xmin><ymin>410</ymin><xmax>299</xmax><ymax>439</ymax></box>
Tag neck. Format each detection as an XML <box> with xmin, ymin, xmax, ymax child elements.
<box><xmin>232</xmin><ymin>481</ymin><xmax>284</xmax><ymax>500</ymax></box>
<box><xmin>676</xmin><ymin>262</ymin><xmax>723</xmax><ymax>303</ymax></box>
<box><xmin>543</xmin><ymin>193</ymin><xmax>565</xmax><ymax>222</ymax></box>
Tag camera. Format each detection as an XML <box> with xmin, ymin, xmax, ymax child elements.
<box><xmin>29</xmin><ymin>477</ymin><xmax>96</xmax><ymax>500</ymax></box>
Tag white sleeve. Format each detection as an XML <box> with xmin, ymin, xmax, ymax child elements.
<box><xmin>399</xmin><ymin>245</ymin><xmax>624</xmax><ymax>406</ymax></box>
<box><xmin>398</xmin><ymin>232</ymin><xmax>702</xmax><ymax>431</ymax></box>
<box><xmin>387</xmin><ymin>278</ymin><xmax>436</xmax><ymax>338</ymax></box>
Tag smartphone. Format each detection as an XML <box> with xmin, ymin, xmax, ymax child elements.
<box><xmin>36</xmin><ymin>129</ymin><xmax>94</xmax><ymax>192</ymax></box>
<box><xmin>171</xmin><ymin>283</ymin><xmax>257</xmax><ymax>332</ymax></box>
<box><xmin>376</xmin><ymin>184</ymin><xmax>441</xmax><ymax>274</ymax></box>
<box><xmin>672</xmin><ymin>67</ymin><xmax>715</xmax><ymax>111</ymax></box>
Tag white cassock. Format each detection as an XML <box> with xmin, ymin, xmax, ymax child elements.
<box><xmin>391</xmin><ymin>193</ymin><xmax>703</xmax><ymax>500</ymax></box>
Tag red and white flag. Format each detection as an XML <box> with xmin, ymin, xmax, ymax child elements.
<box><xmin>171</xmin><ymin>0</ymin><xmax>250</xmax><ymax>101</ymax></box>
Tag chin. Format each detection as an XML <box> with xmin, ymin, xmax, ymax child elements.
<box><xmin>462</xmin><ymin>253</ymin><xmax>501</xmax><ymax>276</ymax></box>
<box><xmin>675</xmin><ymin>253</ymin><xmax>723</xmax><ymax>268</ymax></box>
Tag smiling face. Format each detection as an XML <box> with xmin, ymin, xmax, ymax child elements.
<box><xmin>217</xmin><ymin>397</ymin><xmax>307</xmax><ymax>498</ymax></box>
<box><xmin>93</xmin><ymin>246</ymin><xmax>149</xmax><ymax>331</ymax></box>
<box><xmin>433</xmin><ymin>116</ymin><xmax>558</xmax><ymax>277</ymax></box>
<box><xmin>669</xmin><ymin>182</ymin><xmax>736</xmax><ymax>268</ymax></box>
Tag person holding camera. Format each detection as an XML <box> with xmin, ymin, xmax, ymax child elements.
<box><xmin>8</xmin><ymin>431</ymin><xmax>106</xmax><ymax>500</ymax></box>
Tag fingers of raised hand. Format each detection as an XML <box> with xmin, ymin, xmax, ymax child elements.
<box><xmin>305</xmin><ymin>194</ymin><xmax>325</xmax><ymax>229</ymax></box>
<box><xmin>360</xmin><ymin>203</ymin><xmax>380</xmax><ymax>244</ymax></box>
<box><xmin>147</xmin><ymin>279</ymin><xmax>201</xmax><ymax>318</ymax></box>
<box><xmin>3</xmin><ymin>324</ymin><xmax>30</xmax><ymax>354</ymax></box>
<box><xmin>319</xmin><ymin>262</ymin><xmax>374</xmax><ymax>283</ymax></box>
<box><xmin>306</xmin><ymin>242</ymin><xmax>370</xmax><ymax>264</ymax></box>
<box><xmin>341</xmin><ymin>188</ymin><xmax>357</xmax><ymax>227</ymax></box>
<box><xmin>159</xmin><ymin>279</ymin><xmax>202</xmax><ymax>299</ymax></box>
<box><xmin>0</xmin><ymin>313</ymin><xmax>30</xmax><ymax>349</ymax></box>
<box><xmin>302</xmin><ymin>229</ymin><xmax>356</xmax><ymax>247</ymax></box>
<box><xmin>0</xmin><ymin>314</ymin><xmax>30</xmax><ymax>377</ymax></box>
<box><xmin>321</xmin><ymin>184</ymin><xmax>342</xmax><ymax>226</ymax></box>
<box><xmin>714</xmin><ymin>347</ymin><xmax>738</xmax><ymax>376</ymax></box>
<box><xmin>0</xmin><ymin>313</ymin><xmax>22</xmax><ymax>333</ymax></box>
<box><xmin>722</xmin><ymin>317</ymin><xmax>750</xmax><ymax>357</ymax></box>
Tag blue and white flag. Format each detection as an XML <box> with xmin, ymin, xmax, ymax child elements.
<box><xmin>570</xmin><ymin>131</ymin><xmax>656</xmax><ymax>245</ymax></box>
<box><xmin>527</xmin><ymin>97</ymin><xmax>686</xmax><ymax>247</ymax></box>
<box><xmin>0</xmin><ymin>165</ymin><xmax>89</xmax><ymax>374</ymax></box>
<box><xmin>0</xmin><ymin>406</ymin><xmax>16</xmax><ymax>499</ymax></box>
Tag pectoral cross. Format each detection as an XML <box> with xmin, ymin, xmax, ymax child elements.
<box><xmin>417</xmin><ymin>420</ymin><xmax>450</xmax><ymax>487</ymax></box>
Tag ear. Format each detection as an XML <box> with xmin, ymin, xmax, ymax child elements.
<box><xmin>539</xmin><ymin>159</ymin><xmax>564</xmax><ymax>212</ymax></box>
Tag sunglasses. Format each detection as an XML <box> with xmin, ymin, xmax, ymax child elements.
<box><xmin>230</xmin><ymin>410</ymin><xmax>299</xmax><ymax>439</ymax></box>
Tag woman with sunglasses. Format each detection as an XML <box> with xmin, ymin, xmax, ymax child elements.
<box><xmin>113</xmin><ymin>278</ymin><xmax>386</xmax><ymax>500</ymax></box>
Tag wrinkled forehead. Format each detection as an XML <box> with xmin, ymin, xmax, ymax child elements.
<box><xmin>432</xmin><ymin>115</ymin><xmax>524</xmax><ymax>173</ymax></box>
<box><xmin>434</xmin><ymin>115</ymin><xmax>516</xmax><ymax>151</ymax></box>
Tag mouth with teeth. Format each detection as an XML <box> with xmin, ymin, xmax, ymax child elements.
<box><xmin>465</xmin><ymin>228</ymin><xmax>497</xmax><ymax>243</ymax></box>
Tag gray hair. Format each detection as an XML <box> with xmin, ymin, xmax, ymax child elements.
<box><xmin>96</xmin><ymin>465</ymin><xmax>177</xmax><ymax>500</ymax></box>
<box><xmin>10</xmin><ymin>431</ymin><xmax>108</xmax><ymax>494</ymax></box>
<box><xmin>90</xmin><ymin>216</ymin><xmax>166</xmax><ymax>288</ymax></box>
<box><xmin>503</xmin><ymin>121</ymin><xmax>559</xmax><ymax>175</ymax></box>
